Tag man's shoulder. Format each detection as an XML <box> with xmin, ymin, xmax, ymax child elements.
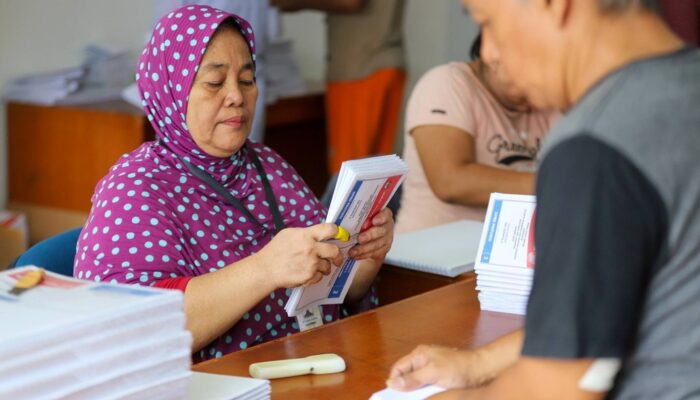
<box><xmin>544</xmin><ymin>48</ymin><xmax>700</xmax><ymax>159</ymax></box>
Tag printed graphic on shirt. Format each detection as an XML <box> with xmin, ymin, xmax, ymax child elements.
<box><xmin>486</xmin><ymin>131</ymin><xmax>541</xmax><ymax>166</ymax></box>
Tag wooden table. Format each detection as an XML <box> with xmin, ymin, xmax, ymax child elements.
<box><xmin>194</xmin><ymin>276</ymin><xmax>523</xmax><ymax>399</ymax></box>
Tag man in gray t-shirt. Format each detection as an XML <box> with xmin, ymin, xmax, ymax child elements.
<box><xmin>385</xmin><ymin>1</ymin><xmax>700</xmax><ymax>399</ymax></box>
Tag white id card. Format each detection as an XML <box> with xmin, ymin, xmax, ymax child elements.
<box><xmin>296</xmin><ymin>305</ymin><xmax>324</xmax><ymax>331</ymax></box>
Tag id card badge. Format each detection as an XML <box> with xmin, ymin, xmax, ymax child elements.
<box><xmin>296</xmin><ymin>305</ymin><xmax>324</xmax><ymax>331</ymax></box>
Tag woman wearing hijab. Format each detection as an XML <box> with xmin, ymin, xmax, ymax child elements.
<box><xmin>74</xmin><ymin>5</ymin><xmax>393</xmax><ymax>363</ymax></box>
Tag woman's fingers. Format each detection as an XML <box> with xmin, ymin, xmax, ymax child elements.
<box><xmin>350</xmin><ymin>239</ymin><xmax>389</xmax><ymax>259</ymax></box>
<box><xmin>303</xmin><ymin>271</ymin><xmax>325</xmax><ymax>287</ymax></box>
<box><xmin>315</xmin><ymin>242</ymin><xmax>340</xmax><ymax>261</ymax></box>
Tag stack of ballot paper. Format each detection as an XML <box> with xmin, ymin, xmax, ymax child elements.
<box><xmin>474</xmin><ymin>193</ymin><xmax>537</xmax><ymax>315</ymax></box>
<box><xmin>0</xmin><ymin>266</ymin><xmax>192</xmax><ymax>399</ymax></box>
<box><xmin>285</xmin><ymin>155</ymin><xmax>408</xmax><ymax>317</ymax></box>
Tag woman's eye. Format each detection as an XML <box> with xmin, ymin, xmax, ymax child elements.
<box><xmin>239</xmin><ymin>80</ymin><xmax>255</xmax><ymax>86</ymax></box>
<box><xmin>206</xmin><ymin>81</ymin><xmax>223</xmax><ymax>88</ymax></box>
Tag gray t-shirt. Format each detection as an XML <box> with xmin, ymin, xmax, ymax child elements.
<box><xmin>522</xmin><ymin>47</ymin><xmax>700</xmax><ymax>399</ymax></box>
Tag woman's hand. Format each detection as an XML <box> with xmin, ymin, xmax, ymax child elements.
<box><xmin>387</xmin><ymin>345</ymin><xmax>492</xmax><ymax>391</ymax></box>
<box><xmin>348</xmin><ymin>208</ymin><xmax>394</xmax><ymax>263</ymax></box>
<box><xmin>256</xmin><ymin>223</ymin><xmax>344</xmax><ymax>289</ymax></box>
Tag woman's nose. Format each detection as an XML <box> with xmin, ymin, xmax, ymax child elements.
<box><xmin>223</xmin><ymin>83</ymin><xmax>244</xmax><ymax>107</ymax></box>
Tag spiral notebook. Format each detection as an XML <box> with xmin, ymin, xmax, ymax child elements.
<box><xmin>385</xmin><ymin>220</ymin><xmax>484</xmax><ymax>277</ymax></box>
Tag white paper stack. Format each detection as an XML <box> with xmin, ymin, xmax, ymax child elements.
<box><xmin>474</xmin><ymin>193</ymin><xmax>537</xmax><ymax>315</ymax></box>
<box><xmin>2</xmin><ymin>45</ymin><xmax>135</xmax><ymax>107</ymax></box>
<box><xmin>2</xmin><ymin>67</ymin><xmax>83</xmax><ymax>105</ymax></box>
<box><xmin>0</xmin><ymin>266</ymin><xmax>192</xmax><ymax>400</ymax></box>
<box><xmin>58</xmin><ymin>45</ymin><xmax>136</xmax><ymax>105</ymax></box>
<box><xmin>285</xmin><ymin>155</ymin><xmax>408</xmax><ymax>317</ymax></box>
<box><xmin>265</xmin><ymin>38</ymin><xmax>308</xmax><ymax>103</ymax></box>
<box><xmin>386</xmin><ymin>220</ymin><xmax>483</xmax><ymax>277</ymax></box>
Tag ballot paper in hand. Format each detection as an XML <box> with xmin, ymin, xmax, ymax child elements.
<box><xmin>285</xmin><ymin>155</ymin><xmax>408</xmax><ymax>317</ymax></box>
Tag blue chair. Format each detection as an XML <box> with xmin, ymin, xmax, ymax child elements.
<box><xmin>9</xmin><ymin>227</ymin><xmax>82</xmax><ymax>277</ymax></box>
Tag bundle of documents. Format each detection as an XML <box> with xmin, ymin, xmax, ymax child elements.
<box><xmin>58</xmin><ymin>45</ymin><xmax>136</xmax><ymax>105</ymax></box>
<box><xmin>2</xmin><ymin>67</ymin><xmax>83</xmax><ymax>105</ymax></box>
<box><xmin>265</xmin><ymin>38</ymin><xmax>308</xmax><ymax>103</ymax></box>
<box><xmin>0</xmin><ymin>266</ymin><xmax>192</xmax><ymax>399</ymax></box>
<box><xmin>474</xmin><ymin>193</ymin><xmax>537</xmax><ymax>315</ymax></box>
<box><xmin>285</xmin><ymin>155</ymin><xmax>408</xmax><ymax>317</ymax></box>
<box><xmin>385</xmin><ymin>220</ymin><xmax>483</xmax><ymax>277</ymax></box>
<box><xmin>2</xmin><ymin>45</ymin><xmax>135</xmax><ymax>106</ymax></box>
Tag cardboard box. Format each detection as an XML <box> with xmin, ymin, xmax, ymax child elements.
<box><xmin>0</xmin><ymin>211</ymin><xmax>29</xmax><ymax>270</ymax></box>
<box><xmin>7</xmin><ymin>202</ymin><xmax>87</xmax><ymax>246</ymax></box>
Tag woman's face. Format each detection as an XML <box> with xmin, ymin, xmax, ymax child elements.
<box><xmin>186</xmin><ymin>25</ymin><xmax>258</xmax><ymax>158</ymax></box>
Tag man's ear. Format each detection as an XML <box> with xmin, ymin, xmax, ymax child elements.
<box><xmin>533</xmin><ymin>0</ymin><xmax>573</xmax><ymax>28</ymax></box>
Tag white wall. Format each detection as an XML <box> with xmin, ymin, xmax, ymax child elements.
<box><xmin>280</xmin><ymin>11</ymin><xmax>327</xmax><ymax>84</ymax></box>
<box><xmin>0</xmin><ymin>0</ymin><xmax>152</xmax><ymax>209</ymax></box>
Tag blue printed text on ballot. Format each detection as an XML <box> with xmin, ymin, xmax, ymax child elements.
<box><xmin>335</xmin><ymin>181</ymin><xmax>363</xmax><ymax>225</ymax></box>
<box><xmin>329</xmin><ymin>258</ymin><xmax>357</xmax><ymax>298</ymax></box>
<box><xmin>480</xmin><ymin>200</ymin><xmax>502</xmax><ymax>264</ymax></box>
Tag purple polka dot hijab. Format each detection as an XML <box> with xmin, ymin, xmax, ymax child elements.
<box><xmin>74</xmin><ymin>5</ymin><xmax>340</xmax><ymax>362</ymax></box>
<box><xmin>138</xmin><ymin>4</ymin><xmax>256</xmax><ymax>167</ymax></box>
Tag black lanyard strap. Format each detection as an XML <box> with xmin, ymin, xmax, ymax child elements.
<box><xmin>159</xmin><ymin>140</ymin><xmax>285</xmax><ymax>233</ymax></box>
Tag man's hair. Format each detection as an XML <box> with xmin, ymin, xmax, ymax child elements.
<box><xmin>598</xmin><ymin>0</ymin><xmax>659</xmax><ymax>12</ymax></box>
<box><xmin>470</xmin><ymin>32</ymin><xmax>482</xmax><ymax>61</ymax></box>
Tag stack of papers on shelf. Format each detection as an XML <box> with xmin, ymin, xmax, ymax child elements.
<box><xmin>58</xmin><ymin>45</ymin><xmax>135</xmax><ymax>105</ymax></box>
<box><xmin>0</xmin><ymin>266</ymin><xmax>192</xmax><ymax>399</ymax></box>
<box><xmin>385</xmin><ymin>220</ymin><xmax>483</xmax><ymax>277</ymax></box>
<box><xmin>265</xmin><ymin>38</ymin><xmax>308</xmax><ymax>103</ymax></box>
<box><xmin>188</xmin><ymin>372</ymin><xmax>270</xmax><ymax>400</ymax></box>
<box><xmin>2</xmin><ymin>67</ymin><xmax>83</xmax><ymax>105</ymax></box>
<box><xmin>2</xmin><ymin>45</ymin><xmax>135</xmax><ymax>106</ymax></box>
<box><xmin>474</xmin><ymin>193</ymin><xmax>537</xmax><ymax>315</ymax></box>
<box><xmin>285</xmin><ymin>155</ymin><xmax>408</xmax><ymax>317</ymax></box>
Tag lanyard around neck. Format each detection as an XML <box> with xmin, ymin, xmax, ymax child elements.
<box><xmin>159</xmin><ymin>140</ymin><xmax>285</xmax><ymax>234</ymax></box>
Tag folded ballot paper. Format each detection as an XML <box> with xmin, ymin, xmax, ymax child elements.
<box><xmin>474</xmin><ymin>193</ymin><xmax>537</xmax><ymax>315</ymax></box>
<box><xmin>285</xmin><ymin>155</ymin><xmax>408</xmax><ymax>317</ymax></box>
<box><xmin>0</xmin><ymin>266</ymin><xmax>192</xmax><ymax>400</ymax></box>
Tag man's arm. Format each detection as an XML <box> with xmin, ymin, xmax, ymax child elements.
<box><xmin>271</xmin><ymin>0</ymin><xmax>368</xmax><ymax>13</ymax></box>
<box><xmin>388</xmin><ymin>330</ymin><xmax>524</xmax><ymax>390</ymax></box>
<box><xmin>432</xmin><ymin>357</ymin><xmax>607</xmax><ymax>400</ymax></box>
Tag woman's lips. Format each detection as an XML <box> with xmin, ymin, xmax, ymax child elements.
<box><xmin>222</xmin><ymin>116</ymin><xmax>246</xmax><ymax>128</ymax></box>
